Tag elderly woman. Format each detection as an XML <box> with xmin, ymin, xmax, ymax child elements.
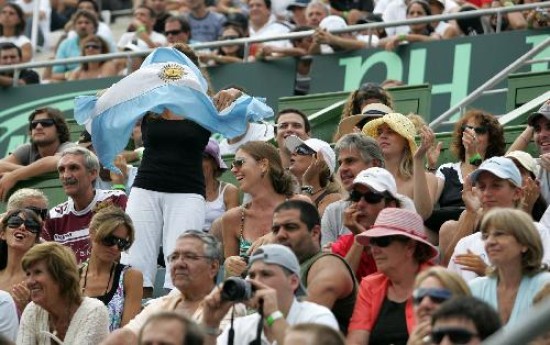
<box><xmin>285</xmin><ymin>135</ymin><xmax>342</xmax><ymax>217</ymax></box>
<box><xmin>363</xmin><ymin>112</ymin><xmax>439</xmax><ymax>221</ymax></box>
<box><xmin>80</xmin><ymin>206</ymin><xmax>143</xmax><ymax>331</ymax></box>
<box><xmin>17</xmin><ymin>242</ymin><xmax>109</xmax><ymax>344</ymax></box>
<box><xmin>222</xmin><ymin>141</ymin><xmax>309</xmax><ymax>277</ymax></box>
<box><xmin>347</xmin><ymin>208</ymin><xmax>439</xmax><ymax>345</ymax></box>
<box><xmin>407</xmin><ymin>267</ymin><xmax>471</xmax><ymax>345</ymax></box>
<box><xmin>470</xmin><ymin>208</ymin><xmax>550</xmax><ymax>326</ymax></box>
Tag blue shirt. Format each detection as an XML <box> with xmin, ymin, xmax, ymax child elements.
<box><xmin>52</xmin><ymin>36</ymin><xmax>82</xmax><ymax>73</ymax></box>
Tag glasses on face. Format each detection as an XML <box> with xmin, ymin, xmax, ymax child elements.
<box><xmin>25</xmin><ymin>207</ymin><xmax>49</xmax><ymax>220</ymax></box>
<box><xmin>220</xmin><ymin>35</ymin><xmax>239</xmax><ymax>40</ymax></box>
<box><xmin>231</xmin><ymin>158</ymin><xmax>246</xmax><ymax>169</ymax></box>
<box><xmin>412</xmin><ymin>288</ymin><xmax>452</xmax><ymax>305</ymax></box>
<box><xmin>461</xmin><ymin>125</ymin><xmax>488</xmax><ymax>135</ymax></box>
<box><xmin>431</xmin><ymin>327</ymin><xmax>479</xmax><ymax>345</ymax></box>
<box><xmin>30</xmin><ymin>118</ymin><xmax>55</xmax><ymax>130</ymax></box>
<box><xmin>84</xmin><ymin>43</ymin><xmax>101</xmax><ymax>50</ymax></box>
<box><xmin>294</xmin><ymin>145</ymin><xmax>316</xmax><ymax>156</ymax></box>
<box><xmin>369</xmin><ymin>235</ymin><xmax>407</xmax><ymax>248</ymax></box>
<box><xmin>7</xmin><ymin>215</ymin><xmax>41</xmax><ymax>234</ymax></box>
<box><xmin>167</xmin><ymin>251</ymin><xmax>212</xmax><ymax>263</ymax></box>
<box><xmin>349</xmin><ymin>190</ymin><xmax>386</xmax><ymax>204</ymax></box>
<box><xmin>164</xmin><ymin>29</ymin><xmax>183</xmax><ymax>36</ymax></box>
<box><xmin>101</xmin><ymin>235</ymin><xmax>131</xmax><ymax>251</ymax></box>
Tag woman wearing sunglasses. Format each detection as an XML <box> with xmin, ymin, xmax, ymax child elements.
<box><xmin>407</xmin><ymin>267</ymin><xmax>471</xmax><ymax>345</ymax></box>
<box><xmin>222</xmin><ymin>141</ymin><xmax>310</xmax><ymax>277</ymax></box>
<box><xmin>67</xmin><ymin>34</ymin><xmax>117</xmax><ymax>81</ymax></box>
<box><xmin>428</xmin><ymin>110</ymin><xmax>505</xmax><ymax>241</ymax></box>
<box><xmin>79</xmin><ymin>206</ymin><xmax>143</xmax><ymax>331</ymax></box>
<box><xmin>469</xmin><ymin>208</ymin><xmax>550</xmax><ymax>326</ymax></box>
<box><xmin>347</xmin><ymin>208</ymin><xmax>439</xmax><ymax>345</ymax></box>
<box><xmin>199</xmin><ymin>25</ymin><xmax>245</xmax><ymax>66</ymax></box>
<box><xmin>0</xmin><ymin>208</ymin><xmax>42</xmax><ymax>314</ymax></box>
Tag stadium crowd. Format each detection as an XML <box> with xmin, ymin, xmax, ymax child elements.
<box><xmin>1</xmin><ymin>0</ymin><xmax>550</xmax><ymax>344</ymax></box>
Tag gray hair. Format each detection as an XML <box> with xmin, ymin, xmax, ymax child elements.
<box><xmin>306</xmin><ymin>0</ymin><xmax>329</xmax><ymax>15</ymax></box>
<box><xmin>335</xmin><ymin>133</ymin><xmax>385</xmax><ymax>168</ymax></box>
<box><xmin>7</xmin><ymin>188</ymin><xmax>48</xmax><ymax>210</ymax></box>
<box><xmin>58</xmin><ymin>146</ymin><xmax>100</xmax><ymax>172</ymax></box>
<box><xmin>177</xmin><ymin>230</ymin><xmax>221</xmax><ymax>264</ymax></box>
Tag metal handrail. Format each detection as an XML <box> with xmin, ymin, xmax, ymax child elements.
<box><xmin>498</xmin><ymin>90</ymin><xmax>550</xmax><ymax>125</ymax></box>
<box><xmin>428</xmin><ymin>35</ymin><xmax>550</xmax><ymax>129</ymax></box>
<box><xmin>2</xmin><ymin>1</ymin><xmax>549</xmax><ymax>75</ymax></box>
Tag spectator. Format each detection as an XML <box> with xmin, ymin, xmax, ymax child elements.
<box><xmin>118</xmin><ymin>5</ymin><xmax>167</xmax><ymax>50</ymax></box>
<box><xmin>285</xmin><ymin>136</ymin><xmax>342</xmax><ymax>216</ymax></box>
<box><xmin>347</xmin><ymin>208</ymin><xmax>439</xmax><ymax>344</ymax></box>
<box><xmin>138</xmin><ymin>312</ymin><xmax>205</xmax><ymax>345</ymax></box>
<box><xmin>183</xmin><ymin>0</ymin><xmax>226</xmax><ymax>43</ymax></box>
<box><xmin>336</xmin><ymin>103</ymin><xmax>393</xmax><ymax>140</ymax></box>
<box><xmin>427</xmin><ymin>0</ymin><xmax>457</xmax><ymax>35</ymax></box>
<box><xmin>305</xmin><ymin>0</ymin><xmax>329</xmax><ymax>27</ymax></box>
<box><xmin>103</xmin><ymin>231</ymin><xmax>245</xmax><ymax>344</ymax></box>
<box><xmin>0</xmin><ymin>291</ymin><xmax>17</xmax><ymax>343</ymax></box>
<box><xmin>202</xmin><ymin>138</ymin><xmax>239</xmax><ymax>232</ymax></box>
<box><xmin>489</xmin><ymin>0</ymin><xmax>527</xmax><ymax>31</ymax></box>
<box><xmin>273</xmin><ymin>200</ymin><xmax>357</xmax><ymax>334</ymax></box>
<box><xmin>382</xmin><ymin>0</ymin><xmax>410</xmax><ymax>36</ymax></box>
<box><xmin>215</xmin><ymin>0</ymin><xmax>249</xmax><ymax>16</ymax></box>
<box><xmin>284</xmin><ymin>323</ymin><xmax>346</xmax><ymax>345</ymax></box>
<box><xmin>431</xmin><ymin>296</ymin><xmax>502</xmax><ymax>344</ymax></box>
<box><xmin>43</xmin><ymin>146</ymin><xmax>127</xmax><ymax>264</ymax></box>
<box><xmin>525</xmin><ymin>2</ymin><xmax>550</xmax><ymax>29</ymax></box>
<box><xmin>80</xmin><ymin>206</ymin><xmax>143</xmax><ymax>331</ymax></box>
<box><xmin>309</xmin><ymin>15</ymin><xmax>367</xmax><ymax>55</ymax></box>
<box><xmin>146</xmin><ymin>0</ymin><xmax>171</xmax><ymax>34</ymax></box>
<box><xmin>275</xmin><ymin>108</ymin><xmax>311</xmax><ymax>169</ymax></box>
<box><xmin>363</xmin><ymin>112</ymin><xmax>439</xmax><ymax>221</ymax></box>
<box><xmin>531</xmin><ymin>282</ymin><xmax>550</xmax><ymax>344</ymax></box>
<box><xmin>286</xmin><ymin>0</ymin><xmax>308</xmax><ymax>26</ymax></box>
<box><xmin>443</xmin><ymin>4</ymin><xmax>493</xmax><ymax>38</ymax></box>
<box><xmin>0</xmin><ymin>3</ymin><xmax>32</xmax><ymax>62</ymax></box>
<box><xmin>119</xmin><ymin>40</ymin><xmax>148</xmax><ymax>75</ymax></box>
<box><xmin>327</xmin><ymin>0</ymin><xmax>373</xmax><ymax>25</ymax></box>
<box><xmin>0</xmin><ymin>42</ymin><xmax>39</xmax><ymax>86</ymax></box>
<box><xmin>17</xmin><ymin>242</ymin><xmax>109</xmax><ymax>344</ymax></box>
<box><xmin>164</xmin><ymin>15</ymin><xmax>192</xmax><ymax>45</ymax></box>
<box><xmin>469</xmin><ymin>208</ymin><xmax>550</xmax><ymax>326</ymax></box>
<box><xmin>0</xmin><ymin>107</ymin><xmax>75</xmax><ymax>200</ymax></box>
<box><xmin>199</xmin><ymin>24</ymin><xmax>245</xmax><ymax>65</ymax></box>
<box><xmin>222</xmin><ymin>141</ymin><xmax>310</xmax><ymax>277</ymax></box>
<box><xmin>14</xmin><ymin>0</ymin><xmax>51</xmax><ymax>49</ymax></box>
<box><xmin>48</xmin><ymin>9</ymin><xmax>98</xmax><ymax>81</ymax></box>
<box><xmin>201</xmin><ymin>244</ymin><xmax>339</xmax><ymax>344</ymax></box>
<box><xmin>248</xmin><ymin>0</ymin><xmax>293</xmax><ymax>55</ymax></box>
<box><xmin>50</xmin><ymin>0</ymin><xmax>76</xmax><ymax>32</ymax></box>
<box><xmin>67</xmin><ymin>35</ymin><xmax>118</xmax><ymax>80</ymax></box>
<box><xmin>407</xmin><ymin>267</ymin><xmax>471</xmax><ymax>345</ymax></box>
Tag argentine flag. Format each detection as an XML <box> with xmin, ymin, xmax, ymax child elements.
<box><xmin>74</xmin><ymin>47</ymin><xmax>274</xmax><ymax>171</ymax></box>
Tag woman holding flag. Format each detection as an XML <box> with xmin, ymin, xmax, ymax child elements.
<box><xmin>74</xmin><ymin>43</ymin><xmax>273</xmax><ymax>297</ymax></box>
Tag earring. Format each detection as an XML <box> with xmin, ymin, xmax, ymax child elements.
<box><xmin>261</xmin><ymin>170</ymin><xmax>266</xmax><ymax>178</ymax></box>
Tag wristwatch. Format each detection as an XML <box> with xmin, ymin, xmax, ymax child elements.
<box><xmin>301</xmin><ymin>185</ymin><xmax>314</xmax><ymax>195</ymax></box>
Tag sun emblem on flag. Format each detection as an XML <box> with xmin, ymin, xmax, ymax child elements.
<box><xmin>159</xmin><ymin>64</ymin><xmax>185</xmax><ymax>82</ymax></box>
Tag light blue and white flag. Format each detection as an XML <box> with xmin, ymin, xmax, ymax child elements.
<box><xmin>74</xmin><ymin>47</ymin><xmax>274</xmax><ymax>171</ymax></box>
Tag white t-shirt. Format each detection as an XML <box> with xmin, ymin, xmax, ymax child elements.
<box><xmin>249</xmin><ymin>15</ymin><xmax>293</xmax><ymax>49</ymax></box>
<box><xmin>382</xmin><ymin>0</ymin><xmax>408</xmax><ymax>36</ymax></box>
<box><xmin>0</xmin><ymin>291</ymin><xmax>18</xmax><ymax>342</ymax></box>
<box><xmin>117</xmin><ymin>31</ymin><xmax>167</xmax><ymax>50</ymax></box>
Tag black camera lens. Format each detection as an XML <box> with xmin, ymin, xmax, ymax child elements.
<box><xmin>221</xmin><ymin>277</ymin><xmax>254</xmax><ymax>302</ymax></box>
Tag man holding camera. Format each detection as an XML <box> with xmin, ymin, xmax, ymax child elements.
<box><xmin>202</xmin><ymin>244</ymin><xmax>339</xmax><ymax>345</ymax></box>
<box><xmin>272</xmin><ymin>199</ymin><xmax>357</xmax><ymax>334</ymax></box>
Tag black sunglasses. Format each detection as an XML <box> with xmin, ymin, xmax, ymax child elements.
<box><xmin>461</xmin><ymin>125</ymin><xmax>488</xmax><ymax>135</ymax></box>
<box><xmin>84</xmin><ymin>43</ymin><xmax>101</xmax><ymax>50</ymax></box>
<box><xmin>431</xmin><ymin>327</ymin><xmax>479</xmax><ymax>344</ymax></box>
<box><xmin>7</xmin><ymin>215</ymin><xmax>41</xmax><ymax>234</ymax></box>
<box><xmin>231</xmin><ymin>158</ymin><xmax>246</xmax><ymax>169</ymax></box>
<box><xmin>413</xmin><ymin>288</ymin><xmax>452</xmax><ymax>305</ymax></box>
<box><xmin>25</xmin><ymin>206</ymin><xmax>49</xmax><ymax>220</ymax></box>
<box><xmin>101</xmin><ymin>235</ymin><xmax>131</xmax><ymax>251</ymax></box>
<box><xmin>30</xmin><ymin>118</ymin><xmax>55</xmax><ymax>130</ymax></box>
<box><xmin>349</xmin><ymin>190</ymin><xmax>386</xmax><ymax>204</ymax></box>
<box><xmin>294</xmin><ymin>145</ymin><xmax>316</xmax><ymax>156</ymax></box>
<box><xmin>369</xmin><ymin>235</ymin><xmax>408</xmax><ymax>248</ymax></box>
<box><xmin>165</xmin><ymin>29</ymin><xmax>183</xmax><ymax>36</ymax></box>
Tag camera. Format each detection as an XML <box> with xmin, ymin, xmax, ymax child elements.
<box><xmin>221</xmin><ymin>277</ymin><xmax>255</xmax><ymax>302</ymax></box>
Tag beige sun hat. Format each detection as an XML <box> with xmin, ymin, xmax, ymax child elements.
<box><xmin>337</xmin><ymin>103</ymin><xmax>394</xmax><ymax>137</ymax></box>
<box><xmin>362</xmin><ymin>112</ymin><xmax>418</xmax><ymax>155</ymax></box>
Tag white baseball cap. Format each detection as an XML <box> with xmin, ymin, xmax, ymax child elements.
<box><xmin>352</xmin><ymin>167</ymin><xmax>399</xmax><ymax>199</ymax></box>
<box><xmin>285</xmin><ymin>135</ymin><xmax>336</xmax><ymax>175</ymax></box>
<box><xmin>505</xmin><ymin>150</ymin><xmax>536</xmax><ymax>176</ymax></box>
<box><xmin>319</xmin><ymin>15</ymin><xmax>348</xmax><ymax>31</ymax></box>
<box><xmin>470</xmin><ymin>156</ymin><xmax>522</xmax><ymax>187</ymax></box>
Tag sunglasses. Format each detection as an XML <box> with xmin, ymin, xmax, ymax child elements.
<box><xmin>7</xmin><ymin>216</ymin><xmax>41</xmax><ymax>234</ymax></box>
<box><xmin>369</xmin><ymin>235</ymin><xmax>408</xmax><ymax>248</ymax></box>
<box><xmin>294</xmin><ymin>145</ymin><xmax>316</xmax><ymax>156</ymax></box>
<box><xmin>431</xmin><ymin>327</ymin><xmax>479</xmax><ymax>344</ymax></box>
<box><xmin>461</xmin><ymin>125</ymin><xmax>488</xmax><ymax>135</ymax></box>
<box><xmin>25</xmin><ymin>206</ymin><xmax>49</xmax><ymax>220</ymax></box>
<box><xmin>412</xmin><ymin>288</ymin><xmax>452</xmax><ymax>305</ymax></box>
<box><xmin>30</xmin><ymin>118</ymin><xmax>55</xmax><ymax>130</ymax></box>
<box><xmin>231</xmin><ymin>158</ymin><xmax>246</xmax><ymax>169</ymax></box>
<box><xmin>164</xmin><ymin>29</ymin><xmax>183</xmax><ymax>36</ymax></box>
<box><xmin>101</xmin><ymin>235</ymin><xmax>131</xmax><ymax>251</ymax></box>
<box><xmin>349</xmin><ymin>190</ymin><xmax>386</xmax><ymax>204</ymax></box>
<box><xmin>220</xmin><ymin>35</ymin><xmax>239</xmax><ymax>40</ymax></box>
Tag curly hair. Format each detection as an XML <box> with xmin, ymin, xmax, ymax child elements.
<box><xmin>450</xmin><ymin>109</ymin><xmax>505</xmax><ymax>162</ymax></box>
<box><xmin>28</xmin><ymin>107</ymin><xmax>71</xmax><ymax>144</ymax></box>
<box><xmin>340</xmin><ymin>83</ymin><xmax>394</xmax><ymax>119</ymax></box>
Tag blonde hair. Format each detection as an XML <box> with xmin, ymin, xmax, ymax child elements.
<box><xmin>414</xmin><ymin>266</ymin><xmax>471</xmax><ymax>297</ymax></box>
<box><xmin>480</xmin><ymin>208</ymin><xmax>545</xmax><ymax>276</ymax></box>
<box><xmin>21</xmin><ymin>242</ymin><xmax>82</xmax><ymax>305</ymax></box>
<box><xmin>89</xmin><ymin>206</ymin><xmax>135</xmax><ymax>248</ymax></box>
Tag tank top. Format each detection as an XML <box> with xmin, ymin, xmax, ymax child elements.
<box><xmin>203</xmin><ymin>182</ymin><xmax>229</xmax><ymax>232</ymax></box>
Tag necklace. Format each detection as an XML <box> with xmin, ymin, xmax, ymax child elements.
<box><xmin>81</xmin><ymin>261</ymin><xmax>115</xmax><ymax>296</ymax></box>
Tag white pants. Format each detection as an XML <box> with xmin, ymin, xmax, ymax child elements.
<box><xmin>122</xmin><ymin>187</ymin><xmax>205</xmax><ymax>288</ymax></box>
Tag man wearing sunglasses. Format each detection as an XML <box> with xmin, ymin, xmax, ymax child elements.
<box><xmin>164</xmin><ymin>15</ymin><xmax>191</xmax><ymax>45</ymax></box>
<box><xmin>0</xmin><ymin>107</ymin><xmax>75</xmax><ymax>201</ymax></box>
<box><xmin>431</xmin><ymin>296</ymin><xmax>501</xmax><ymax>345</ymax></box>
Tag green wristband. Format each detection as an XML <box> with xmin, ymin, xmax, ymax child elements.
<box><xmin>112</xmin><ymin>184</ymin><xmax>126</xmax><ymax>191</ymax></box>
<box><xmin>265</xmin><ymin>311</ymin><xmax>283</xmax><ymax>327</ymax></box>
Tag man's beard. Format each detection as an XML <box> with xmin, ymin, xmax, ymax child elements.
<box><xmin>31</xmin><ymin>136</ymin><xmax>57</xmax><ymax>147</ymax></box>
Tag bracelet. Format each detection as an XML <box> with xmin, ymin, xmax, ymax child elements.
<box><xmin>203</xmin><ymin>326</ymin><xmax>220</xmax><ymax>336</ymax></box>
<box><xmin>301</xmin><ymin>185</ymin><xmax>314</xmax><ymax>195</ymax></box>
<box><xmin>469</xmin><ymin>153</ymin><xmax>482</xmax><ymax>166</ymax></box>
<box><xmin>265</xmin><ymin>310</ymin><xmax>284</xmax><ymax>327</ymax></box>
<box><xmin>136</xmin><ymin>25</ymin><xmax>146</xmax><ymax>33</ymax></box>
<box><xmin>399</xmin><ymin>34</ymin><xmax>407</xmax><ymax>42</ymax></box>
<box><xmin>112</xmin><ymin>184</ymin><xmax>126</xmax><ymax>191</ymax></box>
